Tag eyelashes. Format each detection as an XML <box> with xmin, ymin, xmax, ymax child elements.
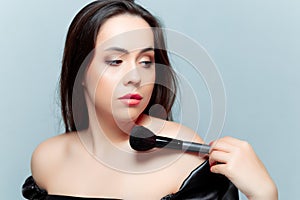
<box><xmin>140</xmin><ymin>60</ymin><xmax>153</xmax><ymax>68</ymax></box>
<box><xmin>105</xmin><ymin>59</ymin><xmax>154</xmax><ymax>68</ymax></box>
<box><xmin>105</xmin><ymin>60</ymin><xmax>123</xmax><ymax>66</ymax></box>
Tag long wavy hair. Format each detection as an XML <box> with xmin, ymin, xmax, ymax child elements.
<box><xmin>60</xmin><ymin>0</ymin><xmax>177</xmax><ymax>132</ymax></box>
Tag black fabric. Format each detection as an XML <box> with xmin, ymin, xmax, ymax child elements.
<box><xmin>160</xmin><ymin>160</ymin><xmax>239</xmax><ymax>200</ymax></box>
<box><xmin>22</xmin><ymin>160</ymin><xmax>239</xmax><ymax>200</ymax></box>
<box><xmin>22</xmin><ymin>176</ymin><xmax>47</xmax><ymax>200</ymax></box>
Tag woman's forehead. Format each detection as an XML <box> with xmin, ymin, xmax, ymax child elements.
<box><xmin>95</xmin><ymin>14</ymin><xmax>154</xmax><ymax>51</ymax></box>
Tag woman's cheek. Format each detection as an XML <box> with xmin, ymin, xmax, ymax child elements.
<box><xmin>95</xmin><ymin>75</ymin><xmax>116</xmax><ymax>105</ymax></box>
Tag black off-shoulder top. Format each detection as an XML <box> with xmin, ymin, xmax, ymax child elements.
<box><xmin>22</xmin><ymin>160</ymin><xmax>239</xmax><ymax>200</ymax></box>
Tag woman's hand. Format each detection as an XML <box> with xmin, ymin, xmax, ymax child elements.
<box><xmin>209</xmin><ymin>136</ymin><xmax>278</xmax><ymax>200</ymax></box>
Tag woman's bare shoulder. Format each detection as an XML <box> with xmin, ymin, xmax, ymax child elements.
<box><xmin>165</xmin><ymin>120</ymin><xmax>204</xmax><ymax>143</ymax></box>
<box><xmin>30</xmin><ymin>132</ymin><xmax>78</xmax><ymax>189</ymax></box>
<box><xmin>144</xmin><ymin>115</ymin><xmax>204</xmax><ymax>143</ymax></box>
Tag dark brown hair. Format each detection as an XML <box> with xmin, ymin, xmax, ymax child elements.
<box><xmin>60</xmin><ymin>0</ymin><xmax>177</xmax><ymax>132</ymax></box>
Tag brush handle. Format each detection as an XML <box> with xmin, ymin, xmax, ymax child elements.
<box><xmin>182</xmin><ymin>141</ymin><xmax>211</xmax><ymax>154</ymax></box>
<box><xmin>155</xmin><ymin>135</ymin><xmax>210</xmax><ymax>154</ymax></box>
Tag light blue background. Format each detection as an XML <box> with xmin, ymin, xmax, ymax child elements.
<box><xmin>1</xmin><ymin>0</ymin><xmax>299</xmax><ymax>199</ymax></box>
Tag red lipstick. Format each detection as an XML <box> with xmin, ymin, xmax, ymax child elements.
<box><xmin>119</xmin><ymin>93</ymin><xmax>143</xmax><ymax>106</ymax></box>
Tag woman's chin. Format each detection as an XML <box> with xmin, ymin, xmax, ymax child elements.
<box><xmin>112</xmin><ymin>111</ymin><xmax>143</xmax><ymax>125</ymax></box>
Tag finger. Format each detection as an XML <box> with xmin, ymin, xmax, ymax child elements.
<box><xmin>209</xmin><ymin>151</ymin><xmax>230</xmax><ymax>165</ymax></box>
<box><xmin>210</xmin><ymin>163</ymin><xmax>228</xmax><ymax>176</ymax></box>
<box><xmin>210</xmin><ymin>139</ymin><xmax>236</xmax><ymax>153</ymax></box>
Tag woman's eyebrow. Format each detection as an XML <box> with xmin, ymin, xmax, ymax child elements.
<box><xmin>140</xmin><ymin>47</ymin><xmax>154</xmax><ymax>54</ymax></box>
<box><xmin>104</xmin><ymin>47</ymin><xmax>129</xmax><ymax>54</ymax></box>
<box><xmin>104</xmin><ymin>47</ymin><xmax>154</xmax><ymax>54</ymax></box>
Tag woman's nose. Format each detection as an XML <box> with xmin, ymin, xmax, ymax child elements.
<box><xmin>123</xmin><ymin>65</ymin><xmax>142</xmax><ymax>86</ymax></box>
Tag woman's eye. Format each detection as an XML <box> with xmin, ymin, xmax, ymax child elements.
<box><xmin>140</xmin><ymin>60</ymin><xmax>153</xmax><ymax>68</ymax></box>
<box><xmin>105</xmin><ymin>60</ymin><xmax>123</xmax><ymax>66</ymax></box>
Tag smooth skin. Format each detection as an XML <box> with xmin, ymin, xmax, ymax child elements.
<box><xmin>31</xmin><ymin>14</ymin><xmax>278</xmax><ymax>199</ymax></box>
<box><xmin>31</xmin><ymin>14</ymin><xmax>206</xmax><ymax>199</ymax></box>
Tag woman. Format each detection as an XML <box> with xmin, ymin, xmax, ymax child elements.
<box><xmin>22</xmin><ymin>0</ymin><xmax>277</xmax><ymax>199</ymax></box>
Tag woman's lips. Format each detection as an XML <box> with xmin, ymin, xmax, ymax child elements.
<box><xmin>118</xmin><ymin>93</ymin><xmax>143</xmax><ymax>106</ymax></box>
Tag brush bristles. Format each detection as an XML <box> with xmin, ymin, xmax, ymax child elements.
<box><xmin>129</xmin><ymin>126</ymin><xmax>156</xmax><ymax>151</ymax></box>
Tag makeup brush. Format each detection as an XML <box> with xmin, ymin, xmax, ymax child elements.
<box><xmin>129</xmin><ymin>125</ymin><xmax>210</xmax><ymax>154</ymax></box>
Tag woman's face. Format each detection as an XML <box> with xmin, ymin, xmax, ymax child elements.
<box><xmin>83</xmin><ymin>14</ymin><xmax>155</xmax><ymax>124</ymax></box>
